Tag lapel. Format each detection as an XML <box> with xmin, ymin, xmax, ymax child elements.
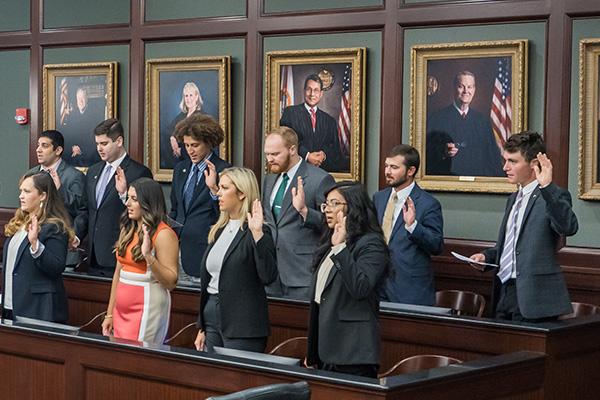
<box><xmin>516</xmin><ymin>186</ymin><xmax>540</xmax><ymax>241</ymax></box>
<box><xmin>98</xmin><ymin>165</ymin><xmax>117</xmax><ymax>206</ymax></box>
<box><xmin>13</xmin><ymin>234</ymin><xmax>32</xmax><ymax>272</ymax></box>
<box><xmin>498</xmin><ymin>191</ymin><xmax>518</xmax><ymax>247</ymax></box>
<box><xmin>89</xmin><ymin>163</ymin><xmax>103</xmax><ymax>210</ymax></box>
<box><xmin>376</xmin><ymin>188</ymin><xmax>391</xmax><ymax>224</ymax></box>
<box><xmin>56</xmin><ymin>159</ymin><xmax>67</xmax><ymax>178</ymax></box>
<box><xmin>277</xmin><ymin>161</ymin><xmax>307</xmax><ymax>222</ymax></box>
<box><xmin>221</xmin><ymin>224</ymin><xmax>247</xmax><ymax>267</ymax></box>
<box><xmin>177</xmin><ymin>161</ymin><xmax>193</xmax><ymax>200</ymax></box>
<box><xmin>188</xmin><ymin>172</ymin><xmax>207</xmax><ymax>210</ymax></box>
<box><xmin>389</xmin><ymin>184</ymin><xmax>419</xmax><ymax>241</ymax></box>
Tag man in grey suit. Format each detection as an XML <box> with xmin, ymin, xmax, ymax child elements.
<box><xmin>29</xmin><ymin>130</ymin><xmax>86</xmax><ymax>267</ymax></box>
<box><xmin>470</xmin><ymin>131</ymin><xmax>578</xmax><ymax>321</ymax></box>
<box><xmin>262</xmin><ymin>126</ymin><xmax>335</xmax><ymax>300</ymax></box>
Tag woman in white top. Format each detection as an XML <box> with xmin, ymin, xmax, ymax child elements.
<box><xmin>194</xmin><ymin>167</ymin><xmax>278</xmax><ymax>352</ymax></box>
<box><xmin>2</xmin><ymin>171</ymin><xmax>74</xmax><ymax>322</ymax></box>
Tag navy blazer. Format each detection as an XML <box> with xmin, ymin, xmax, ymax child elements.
<box><xmin>2</xmin><ymin>223</ymin><xmax>69</xmax><ymax>322</ymax></box>
<box><xmin>196</xmin><ymin>225</ymin><xmax>278</xmax><ymax>339</ymax></box>
<box><xmin>169</xmin><ymin>154</ymin><xmax>230</xmax><ymax>277</ymax></box>
<box><xmin>74</xmin><ymin>155</ymin><xmax>152</xmax><ymax>268</ymax></box>
<box><xmin>483</xmin><ymin>183</ymin><xmax>577</xmax><ymax>319</ymax></box>
<box><xmin>307</xmin><ymin>232</ymin><xmax>388</xmax><ymax>367</ymax></box>
<box><xmin>373</xmin><ymin>184</ymin><xmax>444</xmax><ymax>305</ymax></box>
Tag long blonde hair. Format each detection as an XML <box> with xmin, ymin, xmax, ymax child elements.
<box><xmin>4</xmin><ymin>172</ymin><xmax>75</xmax><ymax>241</ymax></box>
<box><xmin>179</xmin><ymin>82</ymin><xmax>204</xmax><ymax>113</ymax></box>
<box><xmin>208</xmin><ymin>167</ymin><xmax>260</xmax><ymax>243</ymax></box>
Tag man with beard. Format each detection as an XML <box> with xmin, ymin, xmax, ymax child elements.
<box><xmin>373</xmin><ymin>144</ymin><xmax>444</xmax><ymax>305</ymax></box>
<box><xmin>262</xmin><ymin>126</ymin><xmax>334</xmax><ymax>300</ymax></box>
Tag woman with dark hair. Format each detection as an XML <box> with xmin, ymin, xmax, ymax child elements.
<box><xmin>305</xmin><ymin>181</ymin><xmax>388</xmax><ymax>378</ymax></box>
<box><xmin>102</xmin><ymin>178</ymin><xmax>179</xmax><ymax>343</ymax></box>
<box><xmin>2</xmin><ymin>171</ymin><xmax>74</xmax><ymax>322</ymax></box>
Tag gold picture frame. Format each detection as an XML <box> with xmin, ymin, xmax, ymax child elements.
<box><xmin>579</xmin><ymin>38</ymin><xmax>600</xmax><ymax>200</ymax></box>
<box><xmin>43</xmin><ymin>62</ymin><xmax>118</xmax><ymax>169</ymax></box>
<box><xmin>265</xmin><ymin>48</ymin><xmax>365</xmax><ymax>181</ymax></box>
<box><xmin>410</xmin><ymin>39</ymin><xmax>528</xmax><ymax>193</ymax></box>
<box><xmin>146</xmin><ymin>56</ymin><xmax>231</xmax><ymax>182</ymax></box>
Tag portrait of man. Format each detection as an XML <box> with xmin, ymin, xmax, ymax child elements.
<box><xmin>56</xmin><ymin>76</ymin><xmax>107</xmax><ymax>168</ymax></box>
<box><xmin>278</xmin><ymin>64</ymin><xmax>351</xmax><ymax>173</ymax></box>
<box><xmin>425</xmin><ymin>58</ymin><xmax>509</xmax><ymax>177</ymax></box>
<box><xmin>158</xmin><ymin>70</ymin><xmax>219</xmax><ymax>170</ymax></box>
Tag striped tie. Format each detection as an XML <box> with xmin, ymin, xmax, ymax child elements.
<box><xmin>497</xmin><ymin>189</ymin><xmax>524</xmax><ymax>283</ymax></box>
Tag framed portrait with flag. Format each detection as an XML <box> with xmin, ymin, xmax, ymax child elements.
<box><xmin>410</xmin><ymin>39</ymin><xmax>528</xmax><ymax>193</ymax></box>
<box><xmin>265</xmin><ymin>48</ymin><xmax>366</xmax><ymax>181</ymax></box>
<box><xmin>43</xmin><ymin>62</ymin><xmax>118</xmax><ymax>170</ymax></box>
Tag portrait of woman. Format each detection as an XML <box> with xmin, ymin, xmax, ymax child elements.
<box><xmin>305</xmin><ymin>181</ymin><xmax>388</xmax><ymax>378</ymax></box>
<box><xmin>102</xmin><ymin>177</ymin><xmax>179</xmax><ymax>344</ymax></box>
<box><xmin>194</xmin><ymin>167</ymin><xmax>278</xmax><ymax>353</ymax></box>
<box><xmin>160</xmin><ymin>81</ymin><xmax>204</xmax><ymax>169</ymax></box>
<box><xmin>2</xmin><ymin>171</ymin><xmax>74</xmax><ymax>323</ymax></box>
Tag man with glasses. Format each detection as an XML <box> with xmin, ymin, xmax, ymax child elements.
<box><xmin>262</xmin><ymin>126</ymin><xmax>334</xmax><ymax>300</ymax></box>
<box><xmin>373</xmin><ymin>144</ymin><xmax>444</xmax><ymax>305</ymax></box>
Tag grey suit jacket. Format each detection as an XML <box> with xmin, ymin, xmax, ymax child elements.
<box><xmin>29</xmin><ymin>160</ymin><xmax>86</xmax><ymax>266</ymax></box>
<box><xmin>483</xmin><ymin>182</ymin><xmax>578</xmax><ymax>319</ymax></box>
<box><xmin>261</xmin><ymin>160</ymin><xmax>334</xmax><ymax>290</ymax></box>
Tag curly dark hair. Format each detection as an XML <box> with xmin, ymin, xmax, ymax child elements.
<box><xmin>174</xmin><ymin>113</ymin><xmax>224</xmax><ymax>149</ymax></box>
<box><xmin>312</xmin><ymin>181</ymin><xmax>387</xmax><ymax>271</ymax></box>
<box><xmin>503</xmin><ymin>131</ymin><xmax>546</xmax><ymax>162</ymax></box>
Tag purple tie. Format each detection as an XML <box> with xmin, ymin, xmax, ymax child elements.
<box><xmin>497</xmin><ymin>189</ymin><xmax>524</xmax><ymax>283</ymax></box>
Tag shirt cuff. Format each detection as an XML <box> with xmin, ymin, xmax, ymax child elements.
<box><xmin>331</xmin><ymin>242</ymin><xmax>347</xmax><ymax>254</ymax></box>
<box><xmin>209</xmin><ymin>191</ymin><xmax>219</xmax><ymax>201</ymax></box>
<box><xmin>405</xmin><ymin>220</ymin><xmax>418</xmax><ymax>234</ymax></box>
<box><xmin>119</xmin><ymin>192</ymin><xmax>127</xmax><ymax>205</ymax></box>
<box><xmin>30</xmin><ymin>241</ymin><xmax>45</xmax><ymax>258</ymax></box>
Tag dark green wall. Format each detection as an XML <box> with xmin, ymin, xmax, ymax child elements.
<box><xmin>44</xmin><ymin>0</ymin><xmax>129</xmax><ymax>28</ymax></box>
<box><xmin>403</xmin><ymin>22</ymin><xmax>546</xmax><ymax>241</ymax></box>
<box><xmin>145</xmin><ymin>0</ymin><xmax>246</xmax><ymax>21</ymax></box>
<box><xmin>264</xmin><ymin>0</ymin><xmax>382</xmax><ymax>13</ymax></box>
<box><xmin>569</xmin><ymin>19</ymin><xmax>600</xmax><ymax>247</ymax></box>
<box><xmin>0</xmin><ymin>0</ymin><xmax>29</xmax><ymax>32</ymax></box>
<box><xmin>0</xmin><ymin>50</ymin><xmax>30</xmax><ymax>207</ymax></box>
<box><xmin>264</xmin><ymin>32</ymin><xmax>382</xmax><ymax>194</ymax></box>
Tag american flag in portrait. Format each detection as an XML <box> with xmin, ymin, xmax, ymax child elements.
<box><xmin>490</xmin><ymin>57</ymin><xmax>512</xmax><ymax>146</ymax></box>
<box><xmin>337</xmin><ymin>64</ymin><xmax>351</xmax><ymax>156</ymax></box>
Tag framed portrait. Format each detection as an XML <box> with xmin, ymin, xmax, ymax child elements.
<box><xmin>579</xmin><ymin>38</ymin><xmax>600</xmax><ymax>200</ymax></box>
<box><xmin>146</xmin><ymin>56</ymin><xmax>231</xmax><ymax>182</ymax></box>
<box><xmin>410</xmin><ymin>39</ymin><xmax>528</xmax><ymax>193</ymax></box>
<box><xmin>265</xmin><ymin>48</ymin><xmax>366</xmax><ymax>181</ymax></box>
<box><xmin>43</xmin><ymin>62</ymin><xmax>117</xmax><ymax>169</ymax></box>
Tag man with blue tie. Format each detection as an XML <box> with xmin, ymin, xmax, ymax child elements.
<box><xmin>470</xmin><ymin>131</ymin><xmax>578</xmax><ymax>321</ymax></box>
<box><xmin>373</xmin><ymin>144</ymin><xmax>444</xmax><ymax>305</ymax></box>
<box><xmin>169</xmin><ymin>114</ymin><xmax>230</xmax><ymax>285</ymax></box>
<box><xmin>74</xmin><ymin>119</ymin><xmax>152</xmax><ymax>276</ymax></box>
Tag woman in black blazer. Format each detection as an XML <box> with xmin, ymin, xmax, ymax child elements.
<box><xmin>306</xmin><ymin>181</ymin><xmax>388</xmax><ymax>378</ymax></box>
<box><xmin>2</xmin><ymin>171</ymin><xmax>74</xmax><ymax>322</ymax></box>
<box><xmin>194</xmin><ymin>167</ymin><xmax>278</xmax><ymax>352</ymax></box>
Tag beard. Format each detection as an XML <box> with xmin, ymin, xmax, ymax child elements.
<box><xmin>268</xmin><ymin>155</ymin><xmax>291</xmax><ymax>174</ymax></box>
<box><xmin>386</xmin><ymin>172</ymin><xmax>408</xmax><ymax>188</ymax></box>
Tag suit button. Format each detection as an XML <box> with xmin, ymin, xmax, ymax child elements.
<box><xmin>515</xmin><ymin>251</ymin><xmax>520</xmax><ymax>255</ymax></box>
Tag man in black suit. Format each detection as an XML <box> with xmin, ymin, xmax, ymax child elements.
<box><xmin>74</xmin><ymin>119</ymin><xmax>152</xmax><ymax>277</ymax></box>
<box><xmin>280</xmin><ymin>74</ymin><xmax>345</xmax><ymax>172</ymax></box>
<box><xmin>28</xmin><ymin>130</ymin><xmax>86</xmax><ymax>268</ymax></box>
<box><xmin>470</xmin><ymin>131</ymin><xmax>578</xmax><ymax>321</ymax></box>
<box><xmin>169</xmin><ymin>114</ymin><xmax>230</xmax><ymax>285</ymax></box>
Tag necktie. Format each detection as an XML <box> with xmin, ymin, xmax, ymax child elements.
<box><xmin>497</xmin><ymin>189</ymin><xmax>525</xmax><ymax>283</ymax></box>
<box><xmin>183</xmin><ymin>164</ymin><xmax>199</xmax><ymax>211</ymax></box>
<box><xmin>381</xmin><ymin>192</ymin><xmax>398</xmax><ymax>243</ymax></box>
<box><xmin>310</xmin><ymin>108</ymin><xmax>316</xmax><ymax>130</ymax></box>
<box><xmin>95</xmin><ymin>164</ymin><xmax>113</xmax><ymax>206</ymax></box>
<box><xmin>272</xmin><ymin>173</ymin><xmax>289</xmax><ymax>219</ymax></box>
<box><xmin>461</xmin><ymin>111</ymin><xmax>467</xmax><ymax>119</ymax></box>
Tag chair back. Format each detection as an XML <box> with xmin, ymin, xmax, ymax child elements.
<box><xmin>559</xmin><ymin>302</ymin><xmax>600</xmax><ymax>320</ymax></box>
<box><xmin>268</xmin><ymin>336</ymin><xmax>307</xmax><ymax>359</ymax></box>
<box><xmin>164</xmin><ymin>322</ymin><xmax>197</xmax><ymax>347</ymax></box>
<box><xmin>378</xmin><ymin>354</ymin><xmax>462</xmax><ymax>378</ymax></box>
<box><xmin>435</xmin><ymin>289</ymin><xmax>486</xmax><ymax>317</ymax></box>
<box><xmin>206</xmin><ymin>381</ymin><xmax>310</xmax><ymax>400</ymax></box>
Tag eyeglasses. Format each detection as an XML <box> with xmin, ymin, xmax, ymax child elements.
<box><xmin>320</xmin><ymin>200</ymin><xmax>347</xmax><ymax>213</ymax></box>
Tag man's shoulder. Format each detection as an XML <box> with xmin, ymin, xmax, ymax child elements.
<box><xmin>412</xmin><ymin>184</ymin><xmax>441</xmax><ymax>207</ymax></box>
<box><xmin>303</xmin><ymin>161</ymin><xmax>333</xmax><ymax>181</ymax></box>
<box><xmin>211</xmin><ymin>154</ymin><xmax>231</xmax><ymax>171</ymax></box>
<box><xmin>317</xmin><ymin>107</ymin><xmax>336</xmax><ymax>122</ymax></box>
<box><xmin>27</xmin><ymin>165</ymin><xmax>41</xmax><ymax>174</ymax></box>
<box><xmin>124</xmin><ymin>156</ymin><xmax>152</xmax><ymax>176</ymax></box>
<box><xmin>374</xmin><ymin>187</ymin><xmax>391</xmax><ymax>201</ymax></box>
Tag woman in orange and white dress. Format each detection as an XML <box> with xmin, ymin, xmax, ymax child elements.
<box><xmin>102</xmin><ymin>177</ymin><xmax>179</xmax><ymax>343</ymax></box>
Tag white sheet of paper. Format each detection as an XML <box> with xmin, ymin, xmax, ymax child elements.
<box><xmin>451</xmin><ymin>251</ymin><xmax>498</xmax><ymax>268</ymax></box>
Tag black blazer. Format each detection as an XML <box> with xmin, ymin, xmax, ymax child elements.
<box><xmin>2</xmin><ymin>223</ymin><xmax>69</xmax><ymax>322</ymax></box>
<box><xmin>307</xmin><ymin>232</ymin><xmax>388</xmax><ymax>367</ymax></box>
<box><xmin>169</xmin><ymin>154</ymin><xmax>230</xmax><ymax>277</ymax></box>
<box><xmin>74</xmin><ymin>155</ymin><xmax>152</xmax><ymax>267</ymax></box>
<box><xmin>196</xmin><ymin>224</ymin><xmax>278</xmax><ymax>339</ymax></box>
